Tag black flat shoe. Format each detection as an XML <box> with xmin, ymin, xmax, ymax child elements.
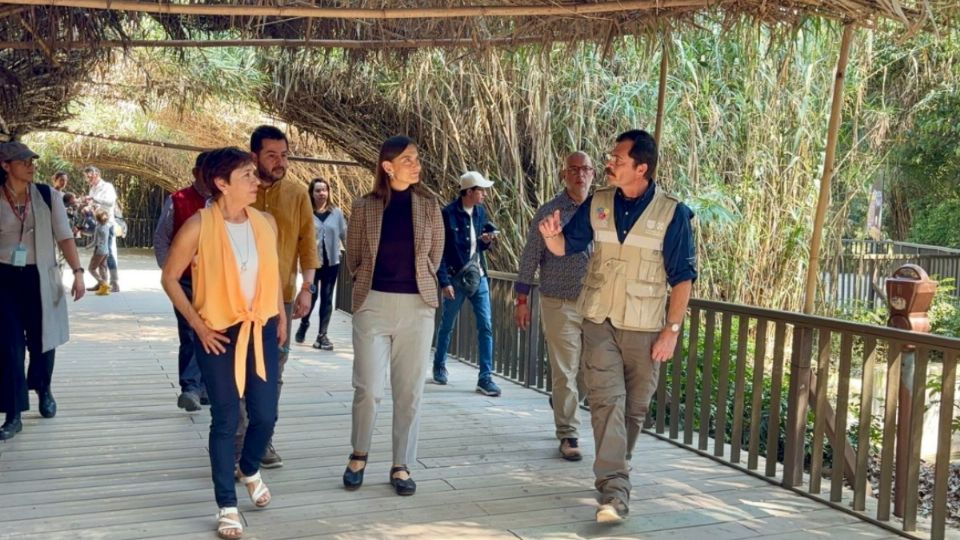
<box><xmin>39</xmin><ymin>390</ymin><xmax>57</xmax><ymax>418</ymax></box>
<box><xmin>0</xmin><ymin>415</ymin><xmax>23</xmax><ymax>441</ymax></box>
<box><xmin>390</xmin><ymin>465</ymin><xmax>416</xmax><ymax>496</ymax></box>
<box><xmin>342</xmin><ymin>453</ymin><xmax>367</xmax><ymax>490</ymax></box>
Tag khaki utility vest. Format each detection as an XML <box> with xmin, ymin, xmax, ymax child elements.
<box><xmin>576</xmin><ymin>186</ymin><xmax>678</xmax><ymax>331</ymax></box>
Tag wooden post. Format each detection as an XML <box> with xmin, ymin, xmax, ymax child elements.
<box><xmin>803</xmin><ymin>23</ymin><xmax>854</xmax><ymax>315</ymax></box>
<box><xmin>782</xmin><ymin>326</ymin><xmax>813</xmax><ymax>487</ymax></box>
<box><xmin>654</xmin><ymin>32</ymin><xmax>669</xmax><ymax>145</ymax></box>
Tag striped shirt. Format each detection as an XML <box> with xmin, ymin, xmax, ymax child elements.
<box><xmin>515</xmin><ymin>190</ymin><xmax>591</xmax><ymax>300</ymax></box>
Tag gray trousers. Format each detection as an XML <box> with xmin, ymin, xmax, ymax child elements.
<box><xmin>351</xmin><ymin>291</ymin><xmax>435</xmax><ymax>466</ymax></box>
<box><xmin>582</xmin><ymin>319</ymin><xmax>660</xmax><ymax>506</ymax></box>
<box><xmin>540</xmin><ymin>295</ymin><xmax>584</xmax><ymax>440</ymax></box>
<box><xmin>236</xmin><ymin>302</ymin><xmax>293</xmax><ymax>457</ymax></box>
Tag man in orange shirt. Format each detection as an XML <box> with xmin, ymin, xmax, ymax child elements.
<box><xmin>235</xmin><ymin>126</ymin><xmax>320</xmax><ymax>468</ymax></box>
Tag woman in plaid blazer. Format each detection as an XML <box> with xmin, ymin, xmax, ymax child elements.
<box><xmin>344</xmin><ymin>135</ymin><xmax>444</xmax><ymax>496</ymax></box>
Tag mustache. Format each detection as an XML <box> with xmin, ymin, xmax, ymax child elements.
<box><xmin>604</xmin><ymin>167</ymin><xmax>614</xmax><ymax>176</ymax></box>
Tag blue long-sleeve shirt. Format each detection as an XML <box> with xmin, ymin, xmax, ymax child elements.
<box><xmin>562</xmin><ymin>182</ymin><xmax>698</xmax><ymax>286</ymax></box>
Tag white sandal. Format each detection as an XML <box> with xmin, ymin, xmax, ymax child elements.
<box><xmin>216</xmin><ymin>507</ymin><xmax>243</xmax><ymax>539</ymax></box>
<box><xmin>240</xmin><ymin>470</ymin><xmax>271</xmax><ymax>508</ymax></box>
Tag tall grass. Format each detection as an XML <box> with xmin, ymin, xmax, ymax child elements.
<box><xmin>264</xmin><ymin>18</ymin><xmax>894</xmax><ymax>311</ymax></box>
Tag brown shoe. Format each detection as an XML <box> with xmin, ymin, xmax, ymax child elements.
<box><xmin>559</xmin><ymin>438</ymin><xmax>582</xmax><ymax>461</ymax></box>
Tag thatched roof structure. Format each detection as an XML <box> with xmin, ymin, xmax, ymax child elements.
<box><xmin>1</xmin><ymin>0</ymin><xmax>955</xmax><ymax>139</ymax></box>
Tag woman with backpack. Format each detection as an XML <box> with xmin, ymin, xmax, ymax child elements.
<box><xmin>0</xmin><ymin>141</ymin><xmax>85</xmax><ymax>440</ymax></box>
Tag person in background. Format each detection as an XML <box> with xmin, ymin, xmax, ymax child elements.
<box><xmin>51</xmin><ymin>171</ymin><xmax>68</xmax><ymax>192</ymax></box>
<box><xmin>515</xmin><ymin>151</ymin><xmax>595</xmax><ymax>462</ymax></box>
<box><xmin>294</xmin><ymin>177</ymin><xmax>347</xmax><ymax>351</ymax></box>
<box><xmin>83</xmin><ymin>166</ymin><xmax>120</xmax><ymax>292</ymax></box>
<box><xmin>433</xmin><ymin>171</ymin><xmax>501</xmax><ymax>397</ymax></box>
<box><xmin>0</xmin><ymin>141</ymin><xmax>85</xmax><ymax>440</ymax></box>
<box><xmin>240</xmin><ymin>125</ymin><xmax>320</xmax><ymax>469</ymax></box>
<box><xmin>343</xmin><ymin>135</ymin><xmax>444</xmax><ymax>496</ymax></box>
<box><xmin>154</xmin><ymin>151</ymin><xmax>211</xmax><ymax>411</ymax></box>
<box><xmin>89</xmin><ymin>209</ymin><xmax>112</xmax><ymax>296</ymax></box>
<box><xmin>161</xmin><ymin>147</ymin><xmax>284</xmax><ymax>540</ymax></box>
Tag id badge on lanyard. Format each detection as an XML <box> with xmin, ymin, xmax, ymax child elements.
<box><xmin>4</xmin><ymin>185</ymin><xmax>31</xmax><ymax>266</ymax></box>
<box><xmin>11</xmin><ymin>244</ymin><xmax>27</xmax><ymax>267</ymax></box>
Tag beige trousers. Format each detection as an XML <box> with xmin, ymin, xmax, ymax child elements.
<box><xmin>351</xmin><ymin>291</ymin><xmax>435</xmax><ymax>465</ymax></box>
<box><xmin>582</xmin><ymin>318</ymin><xmax>660</xmax><ymax>505</ymax></box>
<box><xmin>540</xmin><ymin>294</ymin><xmax>584</xmax><ymax>440</ymax></box>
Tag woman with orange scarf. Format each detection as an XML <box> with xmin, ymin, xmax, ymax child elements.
<box><xmin>161</xmin><ymin>147</ymin><xmax>285</xmax><ymax>540</ymax></box>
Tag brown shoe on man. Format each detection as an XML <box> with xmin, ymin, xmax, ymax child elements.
<box><xmin>559</xmin><ymin>438</ymin><xmax>582</xmax><ymax>461</ymax></box>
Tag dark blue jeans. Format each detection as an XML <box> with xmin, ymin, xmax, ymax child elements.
<box><xmin>196</xmin><ymin>317</ymin><xmax>280</xmax><ymax>508</ymax></box>
<box><xmin>174</xmin><ymin>278</ymin><xmax>203</xmax><ymax>395</ymax></box>
<box><xmin>433</xmin><ymin>277</ymin><xmax>493</xmax><ymax>382</ymax></box>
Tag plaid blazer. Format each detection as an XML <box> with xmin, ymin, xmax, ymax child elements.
<box><xmin>346</xmin><ymin>191</ymin><xmax>445</xmax><ymax>311</ymax></box>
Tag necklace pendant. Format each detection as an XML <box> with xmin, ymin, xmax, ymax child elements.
<box><xmin>241</xmin><ymin>262</ymin><xmax>247</xmax><ymax>271</ymax></box>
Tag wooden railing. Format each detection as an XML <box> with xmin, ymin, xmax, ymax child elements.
<box><xmin>824</xmin><ymin>240</ymin><xmax>960</xmax><ymax>309</ymax></box>
<box><xmin>117</xmin><ymin>217</ymin><xmax>158</xmax><ymax>249</ymax></box>
<box><xmin>335</xmin><ymin>265</ymin><xmax>960</xmax><ymax>539</ymax></box>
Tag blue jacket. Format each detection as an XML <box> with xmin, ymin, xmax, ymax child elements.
<box><xmin>438</xmin><ymin>198</ymin><xmax>497</xmax><ymax>287</ymax></box>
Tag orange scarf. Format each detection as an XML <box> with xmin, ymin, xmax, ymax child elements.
<box><xmin>193</xmin><ymin>204</ymin><xmax>280</xmax><ymax>396</ymax></box>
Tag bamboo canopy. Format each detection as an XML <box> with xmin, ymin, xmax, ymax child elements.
<box><xmin>3</xmin><ymin>0</ymin><xmax>955</xmax><ymax>137</ymax></box>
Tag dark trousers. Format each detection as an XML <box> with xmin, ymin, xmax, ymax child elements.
<box><xmin>299</xmin><ymin>264</ymin><xmax>339</xmax><ymax>337</ymax></box>
<box><xmin>196</xmin><ymin>317</ymin><xmax>280</xmax><ymax>508</ymax></box>
<box><xmin>174</xmin><ymin>278</ymin><xmax>203</xmax><ymax>394</ymax></box>
<box><xmin>0</xmin><ymin>264</ymin><xmax>55</xmax><ymax>415</ymax></box>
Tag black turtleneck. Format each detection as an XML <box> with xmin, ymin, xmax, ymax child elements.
<box><xmin>372</xmin><ymin>188</ymin><xmax>419</xmax><ymax>294</ymax></box>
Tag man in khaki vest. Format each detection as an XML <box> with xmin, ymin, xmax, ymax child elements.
<box><xmin>539</xmin><ymin>129</ymin><xmax>697</xmax><ymax>523</ymax></box>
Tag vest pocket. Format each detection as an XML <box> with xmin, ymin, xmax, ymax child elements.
<box><xmin>624</xmin><ymin>280</ymin><xmax>667</xmax><ymax>330</ymax></box>
<box><xmin>577</xmin><ymin>272</ymin><xmax>607</xmax><ymax>320</ymax></box>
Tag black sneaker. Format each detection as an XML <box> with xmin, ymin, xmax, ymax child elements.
<box><xmin>319</xmin><ymin>334</ymin><xmax>334</xmax><ymax>351</ymax></box>
<box><xmin>294</xmin><ymin>323</ymin><xmax>308</xmax><ymax>344</ymax></box>
<box><xmin>260</xmin><ymin>443</ymin><xmax>283</xmax><ymax>468</ymax></box>
<box><xmin>476</xmin><ymin>379</ymin><xmax>501</xmax><ymax>397</ymax></box>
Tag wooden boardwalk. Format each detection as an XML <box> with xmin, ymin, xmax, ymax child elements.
<box><xmin>0</xmin><ymin>252</ymin><xmax>904</xmax><ymax>540</ymax></box>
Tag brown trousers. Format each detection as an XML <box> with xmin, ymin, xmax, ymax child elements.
<box><xmin>582</xmin><ymin>319</ymin><xmax>660</xmax><ymax>505</ymax></box>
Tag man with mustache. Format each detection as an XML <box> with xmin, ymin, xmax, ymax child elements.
<box><xmin>236</xmin><ymin>125</ymin><xmax>320</xmax><ymax>469</ymax></box>
<box><xmin>515</xmin><ymin>151</ymin><xmax>595</xmax><ymax>462</ymax></box>
<box><xmin>539</xmin><ymin>130</ymin><xmax>697</xmax><ymax>523</ymax></box>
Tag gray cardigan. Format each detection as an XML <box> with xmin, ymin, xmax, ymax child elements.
<box><xmin>314</xmin><ymin>207</ymin><xmax>347</xmax><ymax>267</ymax></box>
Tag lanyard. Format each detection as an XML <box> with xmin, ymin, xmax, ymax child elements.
<box><xmin>3</xmin><ymin>183</ymin><xmax>31</xmax><ymax>244</ymax></box>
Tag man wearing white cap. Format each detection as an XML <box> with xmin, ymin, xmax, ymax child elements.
<box><xmin>434</xmin><ymin>171</ymin><xmax>502</xmax><ymax>397</ymax></box>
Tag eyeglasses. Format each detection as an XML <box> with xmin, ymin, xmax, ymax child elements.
<box><xmin>565</xmin><ymin>166</ymin><xmax>595</xmax><ymax>175</ymax></box>
<box><xmin>605</xmin><ymin>153</ymin><xmax>628</xmax><ymax>166</ymax></box>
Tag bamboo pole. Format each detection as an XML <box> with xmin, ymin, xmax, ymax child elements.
<box><xmin>654</xmin><ymin>31</ymin><xmax>670</xmax><ymax>145</ymax></box>
<box><xmin>0</xmin><ymin>35</ymin><xmax>569</xmax><ymax>50</ymax></box>
<box><xmin>0</xmin><ymin>0</ymin><xmax>912</xmax><ymax>21</ymax></box>
<box><xmin>803</xmin><ymin>23</ymin><xmax>854</xmax><ymax>315</ymax></box>
<box><xmin>0</xmin><ymin>0</ymin><xmax>708</xmax><ymax>19</ymax></box>
<box><xmin>42</xmin><ymin>127</ymin><xmax>365</xmax><ymax>168</ymax></box>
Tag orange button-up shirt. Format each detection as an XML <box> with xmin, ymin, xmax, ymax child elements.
<box><xmin>252</xmin><ymin>179</ymin><xmax>320</xmax><ymax>302</ymax></box>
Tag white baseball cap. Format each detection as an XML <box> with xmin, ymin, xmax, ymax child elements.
<box><xmin>459</xmin><ymin>171</ymin><xmax>494</xmax><ymax>190</ymax></box>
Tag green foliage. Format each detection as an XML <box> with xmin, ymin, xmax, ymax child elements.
<box><xmin>909</xmin><ymin>199</ymin><xmax>960</xmax><ymax>248</ymax></box>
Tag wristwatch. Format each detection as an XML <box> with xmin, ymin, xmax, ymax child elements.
<box><xmin>302</xmin><ymin>283</ymin><xmax>317</xmax><ymax>294</ymax></box>
<box><xmin>72</xmin><ymin>267</ymin><xmax>84</xmax><ymax>275</ymax></box>
<box><xmin>667</xmin><ymin>321</ymin><xmax>681</xmax><ymax>333</ymax></box>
